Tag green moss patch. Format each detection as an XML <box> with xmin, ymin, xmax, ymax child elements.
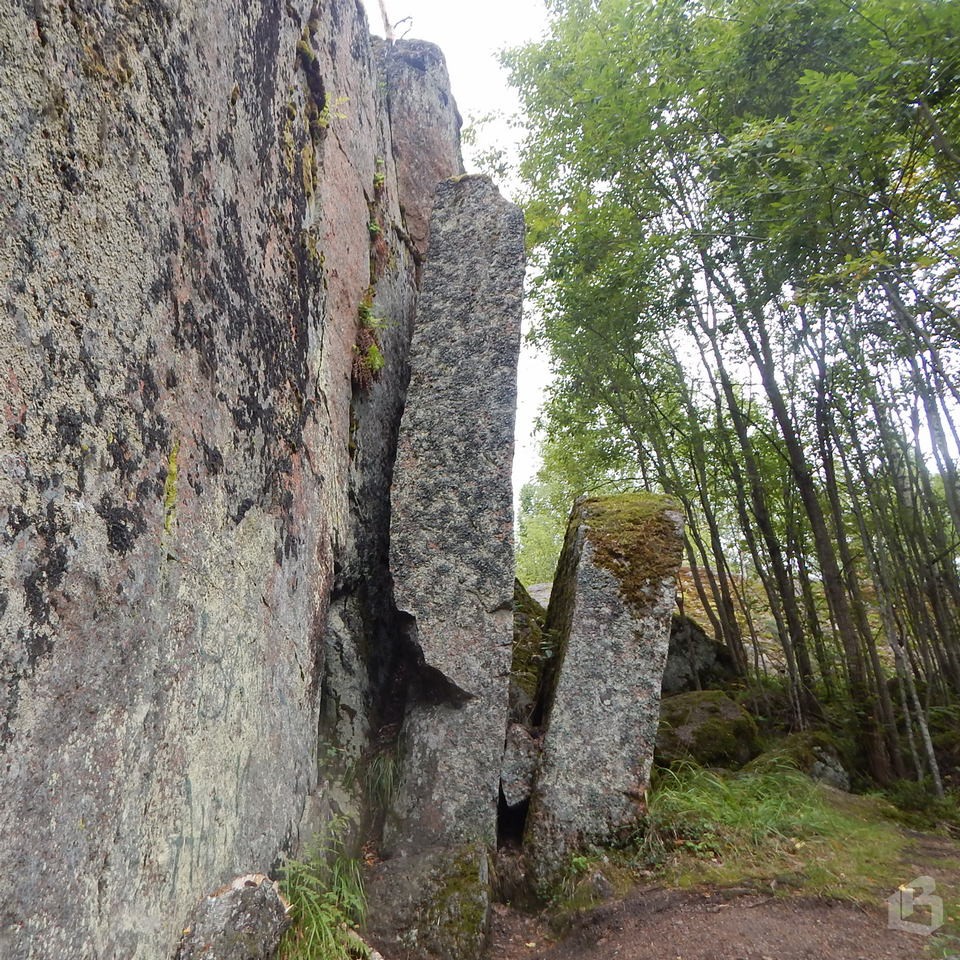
<box><xmin>510</xmin><ymin>579</ymin><xmax>550</xmax><ymax>722</ymax></box>
<box><xmin>577</xmin><ymin>493</ymin><xmax>683</xmax><ymax>611</ymax></box>
<box><xmin>657</xmin><ymin>690</ymin><xmax>762</xmax><ymax>770</ymax></box>
<box><xmin>419</xmin><ymin>843</ymin><xmax>490</xmax><ymax>960</ymax></box>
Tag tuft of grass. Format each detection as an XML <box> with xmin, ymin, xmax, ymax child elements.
<box><xmin>883</xmin><ymin>778</ymin><xmax>960</xmax><ymax>836</ymax></box>
<box><xmin>643</xmin><ymin>761</ymin><xmax>906</xmax><ymax>902</ymax></box>
<box><xmin>364</xmin><ymin>748</ymin><xmax>399</xmax><ymax>809</ymax></box>
<box><xmin>278</xmin><ymin>817</ymin><xmax>366</xmax><ymax>960</ymax></box>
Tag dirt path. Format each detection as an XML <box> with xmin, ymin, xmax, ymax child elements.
<box><xmin>490</xmin><ymin>888</ymin><xmax>938</xmax><ymax>960</ymax></box>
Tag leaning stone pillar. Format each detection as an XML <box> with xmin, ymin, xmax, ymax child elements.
<box><xmin>366</xmin><ymin>175</ymin><xmax>524</xmax><ymax>960</ymax></box>
<box><xmin>524</xmin><ymin>494</ymin><xmax>684</xmax><ymax>889</ymax></box>
<box><xmin>388</xmin><ymin>175</ymin><xmax>524</xmax><ymax>854</ymax></box>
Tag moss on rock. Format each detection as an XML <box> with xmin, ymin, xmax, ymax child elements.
<box><xmin>365</xmin><ymin>842</ymin><xmax>491</xmax><ymax>960</ymax></box>
<box><xmin>510</xmin><ymin>579</ymin><xmax>549</xmax><ymax>724</ymax></box>
<box><xmin>418</xmin><ymin>842</ymin><xmax>490</xmax><ymax>960</ymax></box>
<box><xmin>578</xmin><ymin>493</ymin><xmax>684</xmax><ymax>611</ymax></box>
<box><xmin>657</xmin><ymin>690</ymin><xmax>762</xmax><ymax>770</ymax></box>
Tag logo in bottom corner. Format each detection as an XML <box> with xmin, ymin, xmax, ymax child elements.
<box><xmin>887</xmin><ymin>876</ymin><xmax>944</xmax><ymax>935</ymax></box>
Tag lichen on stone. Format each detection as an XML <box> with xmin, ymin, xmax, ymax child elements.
<box><xmin>163</xmin><ymin>439</ymin><xmax>180</xmax><ymax>533</ymax></box>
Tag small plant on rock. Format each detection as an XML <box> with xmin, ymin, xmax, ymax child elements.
<box><xmin>277</xmin><ymin>816</ymin><xmax>366</xmax><ymax>960</ymax></box>
<box><xmin>352</xmin><ymin>291</ymin><xmax>387</xmax><ymax>391</ymax></box>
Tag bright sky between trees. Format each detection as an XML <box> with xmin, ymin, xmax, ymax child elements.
<box><xmin>359</xmin><ymin>0</ymin><xmax>551</xmax><ymax>499</ymax></box>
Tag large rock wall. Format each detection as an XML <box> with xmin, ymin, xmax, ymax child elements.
<box><xmin>0</xmin><ymin>2</ymin><xmax>462</xmax><ymax>956</ymax></box>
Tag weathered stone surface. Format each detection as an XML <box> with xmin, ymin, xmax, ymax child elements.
<box><xmin>501</xmin><ymin>722</ymin><xmax>539</xmax><ymax>809</ymax></box>
<box><xmin>524</xmin><ymin>494</ymin><xmax>684</xmax><ymax>887</ymax></box>
<box><xmin>510</xmin><ymin>579</ymin><xmax>550</xmax><ymax>725</ymax></box>
<box><xmin>0</xmin><ymin>3</ymin><xmax>461</xmax><ymax>957</ymax></box>
<box><xmin>656</xmin><ymin>690</ymin><xmax>762</xmax><ymax>770</ymax></box>
<box><xmin>174</xmin><ymin>875</ymin><xmax>290</xmax><ymax>960</ymax></box>
<box><xmin>383</xmin><ymin>41</ymin><xmax>465</xmax><ymax>258</ymax></box>
<box><xmin>662</xmin><ymin>614</ymin><xmax>739</xmax><ymax>695</ymax></box>
<box><xmin>387</xmin><ymin>176</ymin><xmax>525</xmax><ymax>854</ymax></box>
<box><xmin>526</xmin><ymin>582</ymin><xmax>553</xmax><ymax>609</ymax></box>
<box><xmin>364</xmin><ymin>842</ymin><xmax>491</xmax><ymax>960</ymax></box>
<box><xmin>318</xmin><ymin>36</ymin><xmax>464</xmax><ymax>803</ymax></box>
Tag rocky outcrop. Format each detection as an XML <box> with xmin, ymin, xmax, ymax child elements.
<box><xmin>383</xmin><ymin>42</ymin><xmax>465</xmax><ymax>258</ymax></box>
<box><xmin>386</xmin><ymin>175</ymin><xmax>525</xmax><ymax>855</ymax></box>
<box><xmin>175</xmin><ymin>875</ymin><xmax>290</xmax><ymax>960</ymax></box>
<box><xmin>524</xmin><ymin>494</ymin><xmax>684</xmax><ymax>888</ymax></box>
<box><xmin>662</xmin><ymin>614</ymin><xmax>739</xmax><ymax>695</ymax></box>
<box><xmin>656</xmin><ymin>690</ymin><xmax>762</xmax><ymax>769</ymax></box>
<box><xmin>0</xmin><ymin>2</ymin><xmax>465</xmax><ymax>956</ymax></box>
<box><xmin>747</xmin><ymin>731</ymin><xmax>851</xmax><ymax>791</ymax></box>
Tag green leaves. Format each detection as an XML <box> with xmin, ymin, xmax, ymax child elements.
<box><xmin>507</xmin><ymin>0</ymin><xmax>960</xmax><ymax>749</ymax></box>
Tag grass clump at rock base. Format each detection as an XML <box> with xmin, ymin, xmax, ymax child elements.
<box><xmin>544</xmin><ymin>760</ymin><xmax>908</xmax><ymax>916</ymax></box>
<box><xmin>643</xmin><ymin>761</ymin><xmax>905</xmax><ymax>902</ymax></box>
<box><xmin>277</xmin><ymin>817</ymin><xmax>368</xmax><ymax>960</ymax></box>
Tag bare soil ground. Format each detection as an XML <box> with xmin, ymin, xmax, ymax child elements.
<box><xmin>491</xmin><ymin>889</ymin><xmax>930</xmax><ymax>960</ymax></box>
<box><xmin>490</xmin><ymin>833</ymin><xmax>960</xmax><ymax>960</ymax></box>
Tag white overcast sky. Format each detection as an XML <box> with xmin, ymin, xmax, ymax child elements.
<box><xmin>359</xmin><ymin>0</ymin><xmax>553</xmax><ymax>497</ymax></box>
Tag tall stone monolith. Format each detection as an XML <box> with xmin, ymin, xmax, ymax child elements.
<box><xmin>388</xmin><ymin>175</ymin><xmax>524</xmax><ymax>854</ymax></box>
<box><xmin>524</xmin><ymin>494</ymin><xmax>685</xmax><ymax>888</ymax></box>
<box><xmin>368</xmin><ymin>175</ymin><xmax>523</xmax><ymax>960</ymax></box>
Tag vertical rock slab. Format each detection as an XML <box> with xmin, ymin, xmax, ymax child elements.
<box><xmin>524</xmin><ymin>494</ymin><xmax>684</xmax><ymax>888</ymax></box>
<box><xmin>319</xmin><ymin>36</ymin><xmax>466</xmax><ymax>781</ymax></box>
<box><xmin>384</xmin><ymin>42</ymin><xmax>465</xmax><ymax>258</ymax></box>
<box><xmin>388</xmin><ymin>175</ymin><xmax>524</xmax><ymax>854</ymax></box>
<box><xmin>366</xmin><ymin>175</ymin><xmax>523</xmax><ymax>960</ymax></box>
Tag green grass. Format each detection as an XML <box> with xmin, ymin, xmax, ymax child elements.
<box><xmin>883</xmin><ymin>778</ymin><xmax>960</xmax><ymax>836</ymax></box>
<box><xmin>278</xmin><ymin>817</ymin><xmax>367</xmax><ymax>960</ymax></box>
<box><xmin>642</xmin><ymin>761</ymin><xmax>907</xmax><ymax>901</ymax></box>
<box><xmin>364</xmin><ymin>747</ymin><xmax>400</xmax><ymax>809</ymax></box>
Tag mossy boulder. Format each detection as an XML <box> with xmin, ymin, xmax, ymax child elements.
<box><xmin>662</xmin><ymin>614</ymin><xmax>739</xmax><ymax>695</ymax></box>
<box><xmin>656</xmin><ymin>690</ymin><xmax>762</xmax><ymax>769</ymax></box>
<box><xmin>364</xmin><ymin>842</ymin><xmax>491</xmax><ymax>960</ymax></box>
<box><xmin>745</xmin><ymin>730</ymin><xmax>852</xmax><ymax>790</ymax></box>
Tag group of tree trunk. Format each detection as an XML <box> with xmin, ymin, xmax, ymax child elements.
<box><xmin>507</xmin><ymin>0</ymin><xmax>960</xmax><ymax>789</ymax></box>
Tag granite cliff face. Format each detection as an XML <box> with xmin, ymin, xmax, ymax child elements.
<box><xmin>0</xmin><ymin>2</ymin><xmax>482</xmax><ymax>956</ymax></box>
<box><xmin>0</xmin><ymin>4</ymin><xmax>684</xmax><ymax>956</ymax></box>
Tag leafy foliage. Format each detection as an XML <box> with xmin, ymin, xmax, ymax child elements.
<box><xmin>506</xmin><ymin>0</ymin><xmax>960</xmax><ymax>784</ymax></box>
<box><xmin>278</xmin><ymin>817</ymin><xmax>366</xmax><ymax>960</ymax></box>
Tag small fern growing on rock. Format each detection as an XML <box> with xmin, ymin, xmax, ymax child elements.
<box><xmin>277</xmin><ymin>816</ymin><xmax>366</xmax><ymax>960</ymax></box>
<box><xmin>352</xmin><ymin>292</ymin><xmax>387</xmax><ymax>391</ymax></box>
